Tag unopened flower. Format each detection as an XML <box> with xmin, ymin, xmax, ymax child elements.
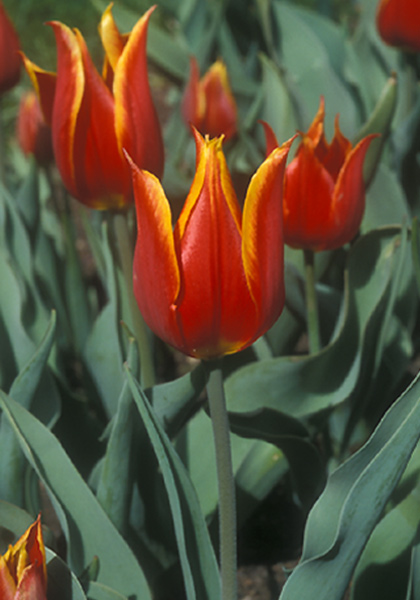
<box><xmin>376</xmin><ymin>0</ymin><xmax>420</xmax><ymax>52</ymax></box>
<box><xmin>17</xmin><ymin>90</ymin><xmax>53</xmax><ymax>165</ymax></box>
<box><xmin>265</xmin><ymin>98</ymin><xmax>376</xmax><ymax>252</ymax></box>
<box><xmin>0</xmin><ymin>516</ymin><xmax>47</xmax><ymax>600</ymax></box>
<box><xmin>182</xmin><ymin>57</ymin><xmax>237</xmax><ymax>140</ymax></box>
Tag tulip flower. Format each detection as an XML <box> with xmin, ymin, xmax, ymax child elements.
<box><xmin>182</xmin><ymin>57</ymin><xmax>237</xmax><ymax>141</ymax></box>
<box><xmin>0</xmin><ymin>516</ymin><xmax>47</xmax><ymax>600</ymax></box>
<box><xmin>17</xmin><ymin>90</ymin><xmax>53</xmax><ymax>165</ymax></box>
<box><xmin>23</xmin><ymin>4</ymin><xmax>163</xmax><ymax>210</ymax></box>
<box><xmin>267</xmin><ymin>98</ymin><xmax>376</xmax><ymax>252</ymax></box>
<box><xmin>0</xmin><ymin>1</ymin><xmax>20</xmax><ymax>95</ymax></box>
<box><xmin>129</xmin><ymin>127</ymin><xmax>292</xmax><ymax>359</ymax></box>
<box><xmin>376</xmin><ymin>0</ymin><xmax>420</xmax><ymax>53</ymax></box>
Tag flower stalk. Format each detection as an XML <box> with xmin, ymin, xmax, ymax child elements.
<box><xmin>303</xmin><ymin>248</ymin><xmax>321</xmax><ymax>354</ymax></box>
<box><xmin>206</xmin><ymin>360</ymin><xmax>237</xmax><ymax>600</ymax></box>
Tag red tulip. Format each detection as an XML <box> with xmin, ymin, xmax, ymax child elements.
<box><xmin>182</xmin><ymin>57</ymin><xmax>237</xmax><ymax>141</ymax></box>
<box><xmin>0</xmin><ymin>1</ymin><xmax>20</xmax><ymax>95</ymax></box>
<box><xmin>23</xmin><ymin>5</ymin><xmax>163</xmax><ymax>210</ymax></box>
<box><xmin>0</xmin><ymin>516</ymin><xmax>47</xmax><ymax>600</ymax></box>
<box><xmin>129</xmin><ymin>128</ymin><xmax>292</xmax><ymax>359</ymax></box>
<box><xmin>376</xmin><ymin>0</ymin><xmax>420</xmax><ymax>52</ymax></box>
<box><xmin>17</xmin><ymin>90</ymin><xmax>53</xmax><ymax>165</ymax></box>
<box><xmin>266</xmin><ymin>98</ymin><xmax>376</xmax><ymax>252</ymax></box>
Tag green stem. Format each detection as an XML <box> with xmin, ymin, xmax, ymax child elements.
<box><xmin>112</xmin><ymin>210</ymin><xmax>155</xmax><ymax>388</ymax></box>
<box><xmin>206</xmin><ymin>361</ymin><xmax>237</xmax><ymax>600</ymax></box>
<box><xmin>303</xmin><ymin>248</ymin><xmax>321</xmax><ymax>354</ymax></box>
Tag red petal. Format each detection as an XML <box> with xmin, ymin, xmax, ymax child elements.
<box><xmin>114</xmin><ymin>6</ymin><xmax>164</xmax><ymax>178</ymax></box>
<box><xmin>181</xmin><ymin>56</ymin><xmax>204</xmax><ymax>130</ymax></box>
<box><xmin>21</xmin><ymin>55</ymin><xmax>56</xmax><ymax>126</ymax></box>
<box><xmin>174</xmin><ymin>131</ymin><xmax>255</xmax><ymax>358</ymax></box>
<box><xmin>15</xmin><ymin>565</ymin><xmax>46</xmax><ymax>600</ymax></box>
<box><xmin>0</xmin><ymin>2</ymin><xmax>20</xmax><ymax>94</ymax></box>
<box><xmin>376</xmin><ymin>0</ymin><xmax>420</xmax><ymax>52</ymax></box>
<box><xmin>201</xmin><ymin>60</ymin><xmax>237</xmax><ymax>140</ymax></box>
<box><xmin>242</xmin><ymin>138</ymin><xmax>293</xmax><ymax>336</ymax></box>
<box><xmin>129</xmin><ymin>155</ymin><xmax>182</xmax><ymax>351</ymax></box>
<box><xmin>326</xmin><ymin>134</ymin><xmax>376</xmax><ymax>249</ymax></box>
<box><xmin>284</xmin><ymin>139</ymin><xmax>335</xmax><ymax>251</ymax></box>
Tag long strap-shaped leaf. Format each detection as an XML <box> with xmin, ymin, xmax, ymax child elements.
<box><xmin>279</xmin><ymin>369</ymin><xmax>420</xmax><ymax>599</ymax></box>
<box><xmin>125</xmin><ymin>366</ymin><xmax>221</xmax><ymax>600</ymax></box>
<box><xmin>0</xmin><ymin>391</ymin><xmax>152</xmax><ymax>600</ymax></box>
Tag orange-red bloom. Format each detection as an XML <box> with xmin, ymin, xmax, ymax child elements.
<box><xmin>17</xmin><ymin>90</ymin><xmax>53</xmax><ymax>165</ymax></box>
<box><xmin>376</xmin><ymin>0</ymin><xmax>420</xmax><ymax>52</ymax></box>
<box><xmin>0</xmin><ymin>1</ymin><xmax>20</xmax><ymax>95</ymax></box>
<box><xmin>0</xmin><ymin>516</ymin><xmax>47</xmax><ymax>600</ymax></box>
<box><xmin>182</xmin><ymin>57</ymin><xmax>237</xmax><ymax>141</ymax></box>
<box><xmin>265</xmin><ymin>98</ymin><xmax>375</xmax><ymax>252</ymax></box>
<box><xmin>129</xmin><ymin>128</ymin><xmax>292</xmax><ymax>359</ymax></box>
<box><xmin>23</xmin><ymin>4</ymin><xmax>163</xmax><ymax>210</ymax></box>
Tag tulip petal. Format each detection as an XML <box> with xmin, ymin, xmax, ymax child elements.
<box><xmin>114</xmin><ymin>6</ymin><xmax>164</xmax><ymax>178</ymax></box>
<box><xmin>328</xmin><ymin>134</ymin><xmax>376</xmax><ymax>249</ymax></box>
<box><xmin>320</xmin><ymin>115</ymin><xmax>352</xmax><ymax>179</ymax></box>
<box><xmin>21</xmin><ymin>55</ymin><xmax>56</xmax><ymax>126</ymax></box>
<box><xmin>98</xmin><ymin>4</ymin><xmax>125</xmax><ymax>72</ymax></box>
<box><xmin>130</xmin><ymin>156</ymin><xmax>182</xmax><ymax>351</ymax></box>
<box><xmin>376</xmin><ymin>0</ymin><xmax>420</xmax><ymax>52</ymax></box>
<box><xmin>260</xmin><ymin>120</ymin><xmax>280</xmax><ymax>156</ymax></box>
<box><xmin>0</xmin><ymin>555</ymin><xmax>16</xmax><ymax>600</ymax></box>
<box><xmin>201</xmin><ymin>60</ymin><xmax>237</xmax><ymax>140</ymax></box>
<box><xmin>0</xmin><ymin>2</ymin><xmax>20</xmax><ymax>94</ymax></box>
<box><xmin>284</xmin><ymin>139</ymin><xmax>335</xmax><ymax>251</ymax></box>
<box><xmin>242</xmin><ymin>139</ymin><xmax>293</xmax><ymax>333</ymax></box>
<box><xmin>181</xmin><ymin>56</ymin><xmax>205</xmax><ymax>130</ymax></box>
<box><xmin>15</xmin><ymin>564</ymin><xmax>46</xmax><ymax>600</ymax></box>
<box><xmin>174</xmin><ymin>131</ymin><xmax>256</xmax><ymax>358</ymax></box>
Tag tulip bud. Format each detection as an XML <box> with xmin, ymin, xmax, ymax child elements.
<box><xmin>17</xmin><ymin>90</ymin><xmax>54</xmax><ymax>165</ymax></box>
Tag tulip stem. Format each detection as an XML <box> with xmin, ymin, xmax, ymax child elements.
<box><xmin>206</xmin><ymin>360</ymin><xmax>237</xmax><ymax>600</ymax></box>
<box><xmin>303</xmin><ymin>248</ymin><xmax>321</xmax><ymax>354</ymax></box>
<box><xmin>112</xmin><ymin>211</ymin><xmax>155</xmax><ymax>389</ymax></box>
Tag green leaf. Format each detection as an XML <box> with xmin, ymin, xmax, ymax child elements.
<box><xmin>96</xmin><ymin>334</ymin><xmax>139</xmax><ymax>534</ymax></box>
<box><xmin>125</xmin><ymin>367</ymin><xmax>221</xmax><ymax>600</ymax></box>
<box><xmin>87</xmin><ymin>582</ymin><xmax>128</xmax><ymax>600</ymax></box>
<box><xmin>260</xmin><ymin>53</ymin><xmax>299</xmax><ymax>144</ymax></box>
<box><xmin>147</xmin><ymin>362</ymin><xmax>207</xmax><ymax>437</ymax></box>
<box><xmin>272</xmin><ymin>1</ymin><xmax>358</xmax><ymax>137</ymax></box>
<box><xmin>0</xmin><ymin>392</ymin><xmax>152</xmax><ymax>600</ymax></box>
<box><xmin>279</xmin><ymin>370</ymin><xmax>420</xmax><ymax>600</ymax></box>
<box><xmin>0</xmin><ymin>312</ymin><xmax>58</xmax><ymax>505</ymax></box>
<box><xmin>83</xmin><ymin>223</ymin><xmax>125</xmax><ymax>418</ymax></box>
<box><xmin>230</xmin><ymin>409</ymin><xmax>325</xmax><ymax>510</ymax></box>
<box><xmin>0</xmin><ymin>501</ymin><xmax>36</xmax><ymax>552</ymax></box>
<box><xmin>46</xmin><ymin>548</ymin><xmax>88</xmax><ymax>600</ymax></box>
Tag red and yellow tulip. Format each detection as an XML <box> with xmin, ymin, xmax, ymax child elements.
<box><xmin>265</xmin><ymin>98</ymin><xmax>375</xmax><ymax>252</ymax></box>
<box><xmin>376</xmin><ymin>0</ymin><xmax>420</xmax><ymax>52</ymax></box>
<box><xmin>0</xmin><ymin>1</ymin><xmax>20</xmax><ymax>95</ymax></box>
<box><xmin>17</xmin><ymin>90</ymin><xmax>53</xmax><ymax>166</ymax></box>
<box><xmin>23</xmin><ymin>5</ymin><xmax>163</xmax><ymax>210</ymax></box>
<box><xmin>182</xmin><ymin>57</ymin><xmax>237</xmax><ymax>141</ymax></box>
<box><xmin>0</xmin><ymin>516</ymin><xmax>47</xmax><ymax>600</ymax></box>
<box><xmin>129</xmin><ymin>128</ymin><xmax>292</xmax><ymax>359</ymax></box>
